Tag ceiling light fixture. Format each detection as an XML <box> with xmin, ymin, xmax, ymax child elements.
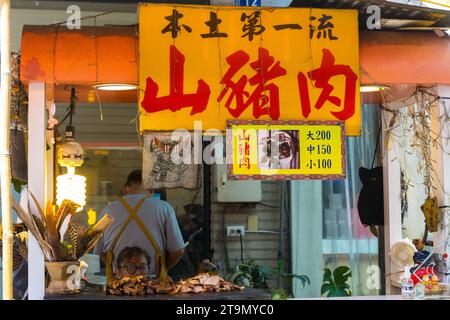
<box><xmin>360</xmin><ymin>85</ymin><xmax>390</xmax><ymax>93</ymax></box>
<box><xmin>93</xmin><ymin>84</ymin><xmax>138</xmax><ymax>91</ymax></box>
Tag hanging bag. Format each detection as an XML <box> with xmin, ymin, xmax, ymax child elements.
<box><xmin>357</xmin><ymin>124</ymin><xmax>384</xmax><ymax>227</ymax></box>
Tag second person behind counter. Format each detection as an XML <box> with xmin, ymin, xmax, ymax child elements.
<box><xmin>94</xmin><ymin>169</ymin><xmax>186</xmax><ymax>283</ymax></box>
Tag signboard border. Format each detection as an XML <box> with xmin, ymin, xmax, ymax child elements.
<box><xmin>226</xmin><ymin>119</ymin><xmax>347</xmax><ymax>180</ymax></box>
<box><xmin>139</xmin><ymin>4</ymin><xmax>361</xmax><ymax>136</ymax></box>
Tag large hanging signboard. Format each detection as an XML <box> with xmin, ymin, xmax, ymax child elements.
<box><xmin>139</xmin><ymin>4</ymin><xmax>360</xmax><ymax>136</ymax></box>
<box><xmin>227</xmin><ymin>120</ymin><xmax>346</xmax><ymax>180</ymax></box>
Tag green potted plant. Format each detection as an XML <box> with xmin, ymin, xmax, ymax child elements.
<box><xmin>12</xmin><ymin>194</ymin><xmax>114</xmax><ymax>294</ymax></box>
<box><xmin>321</xmin><ymin>266</ymin><xmax>352</xmax><ymax>297</ymax></box>
<box><xmin>228</xmin><ymin>258</ymin><xmax>310</xmax><ymax>299</ymax></box>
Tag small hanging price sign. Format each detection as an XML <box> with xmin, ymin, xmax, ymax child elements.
<box><xmin>227</xmin><ymin>120</ymin><xmax>346</xmax><ymax>180</ymax></box>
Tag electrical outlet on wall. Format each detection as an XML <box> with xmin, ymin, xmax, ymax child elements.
<box><xmin>226</xmin><ymin>225</ymin><xmax>245</xmax><ymax>237</ymax></box>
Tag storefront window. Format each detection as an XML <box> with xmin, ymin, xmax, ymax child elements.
<box><xmin>291</xmin><ymin>104</ymin><xmax>382</xmax><ymax>298</ymax></box>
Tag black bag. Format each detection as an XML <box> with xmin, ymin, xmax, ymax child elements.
<box><xmin>357</xmin><ymin>123</ymin><xmax>384</xmax><ymax>226</ymax></box>
<box><xmin>357</xmin><ymin>166</ymin><xmax>384</xmax><ymax>226</ymax></box>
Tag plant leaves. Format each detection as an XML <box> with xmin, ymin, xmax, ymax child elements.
<box><xmin>321</xmin><ymin>266</ymin><xmax>352</xmax><ymax>297</ymax></box>
<box><xmin>323</xmin><ymin>267</ymin><xmax>332</xmax><ymax>283</ymax></box>
<box><xmin>333</xmin><ymin>266</ymin><xmax>351</xmax><ymax>286</ymax></box>
<box><xmin>369</xmin><ymin>225</ymin><xmax>378</xmax><ymax>237</ymax></box>
<box><xmin>321</xmin><ymin>283</ymin><xmax>334</xmax><ymax>296</ymax></box>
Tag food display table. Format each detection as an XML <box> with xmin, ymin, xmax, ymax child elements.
<box><xmin>296</xmin><ymin>295</ymin><xmax>450</xmax><ymax>300</ymax></box>
<box><xmin>44</xmin><ymin>288</ymin><xmax>272</xmax><ymax>300</ymax></box>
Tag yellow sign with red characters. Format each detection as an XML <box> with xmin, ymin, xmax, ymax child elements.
<box><xmin>227</xmin><ymin>120</ymin><xmax>346</xmax><ymax>180</ymax></box>
<box><xmin>139</xmin><ymin>4</ymin><xmax>360</xmax><ymax>136</ymax></box>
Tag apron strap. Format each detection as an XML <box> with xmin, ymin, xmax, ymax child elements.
<box><xmin>118</xmin><ymin>197</ymin><xmax>168</xmax><ymax>283</ymax></box>
<box><xmin>106</xmin><ymin>197</ymin><xmax>146</xmax><ymax>286</ymax></box>
<box><xmin>110</xmin><ymin>197</ymin><xmax>146</xmax><ymax>253</ymax></box>
<box><xmin>107</xmin><ymin>197</ymin><xmax>168</xmax><ymax>283</ymax></box>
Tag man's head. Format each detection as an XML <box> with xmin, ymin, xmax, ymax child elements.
<box><xmin>116</xmin><ymin>246</ymin><xmax>150</xmax><ymax>278</ymax></box>
<box><xmin>122</xmin><ymin>169</ymin><xmax>145</xmax><ymax>195</ymax></box>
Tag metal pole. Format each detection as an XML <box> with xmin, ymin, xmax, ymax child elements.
<box><xmin>277</xmin><ymin>181</ymin><xmax>286</xmax><ymax>288</ymax></box>
<box><xmin>0</xmin><ymin>0</ymin><xmax>13</xmax><ymax>301</ymax></box>
<box><xmin>202</xmin><ymin>140</ymin><xmax>212</xmax><ymax>261</ymax></box>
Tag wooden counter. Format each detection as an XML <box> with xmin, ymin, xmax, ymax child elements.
<box><xmin>44</xmin><ymin>288</ymin><xmax>272</xmax><ymax>300</ymax></box>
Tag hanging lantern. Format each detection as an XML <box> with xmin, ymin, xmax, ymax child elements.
<box><xmin>56</xmin><ymin>120</ymin><xmax>86</xmax><ymax>212</ymax></box>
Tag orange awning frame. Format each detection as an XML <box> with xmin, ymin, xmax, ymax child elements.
<box><xmin>20</xmin><ymin>25</ymin><xmax>139</xmax><ymax>103</ymax></box>
<box><xmin>359</xmin><ymin>30</ymin><xmax>450</xmax><ymax>86</ymax></box>
<box><xmin>20</xmin><ymin>26</ymin><xmax>450</xmax><ymax>102</ymax></box>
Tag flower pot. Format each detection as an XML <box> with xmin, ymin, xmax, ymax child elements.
<box><xmin>45</xmin><ymin>261</ymin><xmax>82</xmax><ymax>295</ymax></box>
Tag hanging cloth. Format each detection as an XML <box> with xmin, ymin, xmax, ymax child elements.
<box><xmin>105</xmin><ymin>197</ymin><xmax>168</xmax><ymax>286</ymax></box>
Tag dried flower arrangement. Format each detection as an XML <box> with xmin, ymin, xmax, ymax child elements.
<box><xmin>381</xmin><ymin>87</ymin><xmax>450</xmax><ymax>243</ymax></box>
<box><xmin>10</xmin><ymin>193</ymin><xmax>114</xmax><ymax>262</ymax></box>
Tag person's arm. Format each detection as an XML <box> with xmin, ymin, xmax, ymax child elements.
<box><xmin>164</xmin><ymin>203</ymin><xmax>187</xmax><ymax>271</ymax></box>
<box><xmin>167</xmin><ymin>248</ymin><xmax>185</xmax><ymax>270</ymax></box>
<box><xmin>93</xmin><ymin>209</ymin><xmax>107</xmax><ymax>265</ymax></box>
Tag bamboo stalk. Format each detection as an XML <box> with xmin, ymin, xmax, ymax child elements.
<box><xmin>0</xmin><ymin>0</ymin><xmax>12</xmax><ymax>300</ymax></box>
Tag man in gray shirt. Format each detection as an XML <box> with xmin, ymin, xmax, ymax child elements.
<box><xmin>94</xmin><ymin>170</ymin><xmax>186</xmax><ymax>279</ymax></box>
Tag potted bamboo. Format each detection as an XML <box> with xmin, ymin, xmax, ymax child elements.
<box><xmin>12</xmin><ymin>193</ymin><xmax>114</xmax><ymax>295</ymax></box>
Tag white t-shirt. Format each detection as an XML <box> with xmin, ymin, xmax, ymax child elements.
<box><xmin>93</xmin><ymin>194</ymin><xmax>186</xmax><ymax>275</ymax></box>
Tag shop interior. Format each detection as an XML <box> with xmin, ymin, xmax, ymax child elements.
<box><xmin>1</xmin><ymin>0</ymin><xmax>449</xmax><ymax>300</ymax></box>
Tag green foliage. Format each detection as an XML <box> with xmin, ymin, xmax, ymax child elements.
<box><xmin>321</xmin><ymin>266</ymin><xmax>352</xmax><ymax>297</ymax></box>
<box><xmin>229</xmin><ymin>258</ymin><xmax>310</xmax><ymax>291</ymax></box>
<box><xmin>369</xmin><ymin>225</ymin><xmax>378</xmax><ymax>237</ymax></box>
<box><xmin>229</xmin><ymin>259</ymin><xmax>268</xmax><ymax>288</ymax></box>
<box><xmin>271</xmin><ymin>288</ymin><xmax>289</xmax><ymax>300</ymax></box>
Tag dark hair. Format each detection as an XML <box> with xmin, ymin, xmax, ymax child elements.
<box><xmin>117</xmin><ymin>246</ymin><xmax>150</xmax><ymax>267</ymax></box>
<box><xmin>152</xmin><ymin>188</ymin><xmax>167</xmax><ymax>201</ymax></box>
<box><xmin>125</xmin><ymin>169</ymin><xmax>142</xmax><ymax>187</ymax></box>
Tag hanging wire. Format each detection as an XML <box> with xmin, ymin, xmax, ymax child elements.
<box><xmin>94</xmin><ymin>89</ymin><xmax>104</xmax><ymax>121</ymax></box>
<box><xmin>47</xmin><ymin>11</ymin><xmax>116</xmax><ymax>27</ymax></box>
<box><xmin>92</xmin><ymin>16</ymin><xmax>104</xmax><ymax>122</ymax></box>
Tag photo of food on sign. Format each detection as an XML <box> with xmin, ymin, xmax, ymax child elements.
<box><xmin>257</xmin><ymin>130</ymin><xmax>300</xmax><ymax>170</ymax></box>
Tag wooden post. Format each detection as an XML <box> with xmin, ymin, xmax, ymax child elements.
<box><xmin>382</xmin><ymin>110</ymin><xmax>402</xmax><ymax>295</ymax></box>
<box><xmin>0</xmin><ymin>0</ymin><xmax>12</xmax><ymax>301</ymax></box>
<box><xmin>432</xmin><ymin>86</ymin><xmax>450</xmax><ymax>254</ymax></box>
<box><xmin>27</xmin><ymin>82</ymin><xmax>47</xmax><ymax>300</ymax></box>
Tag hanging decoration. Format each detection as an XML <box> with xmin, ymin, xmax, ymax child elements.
<box><xmin>382</xmin><ymin>87</ymin><xmax>450</xmax><ymax>290</ymax></box>
<box><xmin>55</xmin><ymin>89</ymin><xmax>87</xmax><ymax>212</ymax></box>
<box><xmin>142</xmin><ymin>132</ymin><xmax>200</xmax><ymax>190</ymax></box>
<box><xmin>10</xmin><ymin>52</ymin><xmax>28</xmax><ymax>187</ymax></box>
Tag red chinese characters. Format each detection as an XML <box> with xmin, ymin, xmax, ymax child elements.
<box><xmin>238</xmin><ymin>130</ymin><xmax>251</xmax><ymax>169</ymax></box>
<box><xmin>141</xmin><ymin>45</ymin><xmax>211</xmax><ymax>116</ymax></box>
<box><xmin>142</xmin><ymin>45</ymin><xmax>357</xmax><ymax>123</ymax></box>
<box><xmin>217</xmin><ymin>47</ymin><xmax>287</xmax><ymax>120</ymax></box>
<box><xmin>297</xmin><ymin>48</ymin><xmax>357</xmax><ymax>121</ymax></box>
